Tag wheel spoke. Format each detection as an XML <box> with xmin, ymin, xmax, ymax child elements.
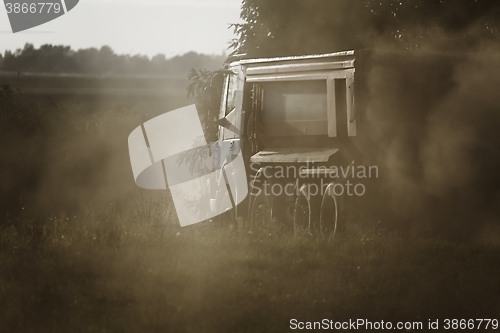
<box><xmin>320</xmin><ymin>183</ymin><xmax>338</xmax><ymax>237</ymax></box>
<box><xmin>293</xmin><ymin>185</ymin><xmax>311</xmax><ymax>235</ymax></box>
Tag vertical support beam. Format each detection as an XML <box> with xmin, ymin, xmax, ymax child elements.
<box><xmin>327</xmin><ymin>78</ymin><xmax>337</xmax><ymax>137</ymax></box>
<box><xmin>257</xmin><ymin>87</ymin><xmax>264</xmax><ymax>151</ymax></box>
<box><xmin>346</xmin><ymin>75</ymin><xmax>357</xmax><ymax>137</ymax></box>
<box><xmin>234</xmin><ymin>67</ymin><xmax>245</xmax><ymax>139</ymax></box>
<box><xmin>250</xmin><ymin>84</ymin><xmax>257</xmax><ymax>153</ymax></box>
<box><xmin>335</xmin><ymin>79</ymin><xmax>348</xmax><ymax>138</ymax></box>
<box><xmin>218</xmin><ymin>75</ymin><xmax>230</xmax><ymax>142</ymax></box>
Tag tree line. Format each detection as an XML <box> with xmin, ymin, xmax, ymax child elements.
<box><xmin>0</xmin><ymin>44</ymin><xmax>227</xmax><ymax>76</ymax></box>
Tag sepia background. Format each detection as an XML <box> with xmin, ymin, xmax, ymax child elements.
<box><xmin>1</xmin><ymin>1</ymin><xmax>500</xmax><ymax>331</ymax></box>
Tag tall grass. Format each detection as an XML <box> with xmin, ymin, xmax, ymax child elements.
<box><xmin>2</xmin><ymin>204</ymin><xmax>500</xmax><ymax>332</ymax></box>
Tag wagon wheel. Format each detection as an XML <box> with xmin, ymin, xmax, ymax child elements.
<box><xmin>247</xmin><ymin>168</ymin><xmax>273</xmax><ymax>231</ymax></box>
<box><xmin>249</xmin><ymin>190</ymin><xmax>273</xmax><ymax>231</ymax></box>
<box><xmin>320</xmin><ymin>182</ymin><xmax>339</xmax><ymax>237</ymax></box>
<box><xmin>293</xmin><ymin>184</ymin><xmax>312</xmax><ymax>235</ymax></box>
<box><xmin>214</xmin><ymin>207</ymin><xmax>237</xmax><ymax>229</ymax></box>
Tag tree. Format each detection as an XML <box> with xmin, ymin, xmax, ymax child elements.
<box><xmin>229</xmin><ymin>0</ymin><xmax>500</xmax><ymax>59</ymax></box>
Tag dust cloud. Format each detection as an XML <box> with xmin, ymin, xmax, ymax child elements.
<box><xmin>364</xmin><ymin>38</ymin><xmax>500</xmax><ymax>241</ymax></box>
<box><xmin>0</xmin><ymin>78</ymin><xmax>190</xmax><ymax>225</ymax></box>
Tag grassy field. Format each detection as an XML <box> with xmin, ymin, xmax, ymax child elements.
<box><xmin>3</xmin><ymin>214</ymin><xmax>500</xmax><ymax>332</ymax></box>
<box><xmin>1</xmin><ymin>74</ymin><xmax>500</xmax><ymax>332</ymax></box>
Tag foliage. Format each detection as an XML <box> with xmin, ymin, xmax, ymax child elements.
<box><xmin>187</xmin><ymin>68</ymin><xmax>233</xmax><ymax>143</ymax></box>
<box><xmin>229</xmin><ymin>0</ymin><xmax>500</xmax><ymax>58</ymax></box>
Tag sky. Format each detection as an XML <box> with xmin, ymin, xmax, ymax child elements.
<box><xmin>0</xmin><ymin>0</ymin><xmax>242</xmax><ymax>58</ymax></box>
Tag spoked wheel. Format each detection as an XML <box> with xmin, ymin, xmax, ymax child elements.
<box><xmin>249</xmin><ymin>190</ymin><xmax>273</xmax><ymax>231</ymax></box>
<box><xmin>293</xmin><ymin>184</ymin><xmax>312</xmax><ymax>235</ymax></box>
<box><xmin>247</xmin><ymin>168</ymin><xmax>273</xmax><ymax>232</ymax></box>
<box><xmin>320</xmin><ymin>182</ymin><xmax>339</xmax><ymax>237</ymax></box>
<box><xmin>214</xmin><ymin>207</ymin><xmax>237</xmax><ymax>229</ymax></box>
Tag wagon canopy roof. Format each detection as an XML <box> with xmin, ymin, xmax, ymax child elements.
<box><xmin>231</xmin><ymin>50</ymin><xmax>355</xmax><ymax>67</ymax></box>
<box><xmin>230</xmin><ymin>50</ymin><xmax>356</xmax><ymax>78</ymax></box>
